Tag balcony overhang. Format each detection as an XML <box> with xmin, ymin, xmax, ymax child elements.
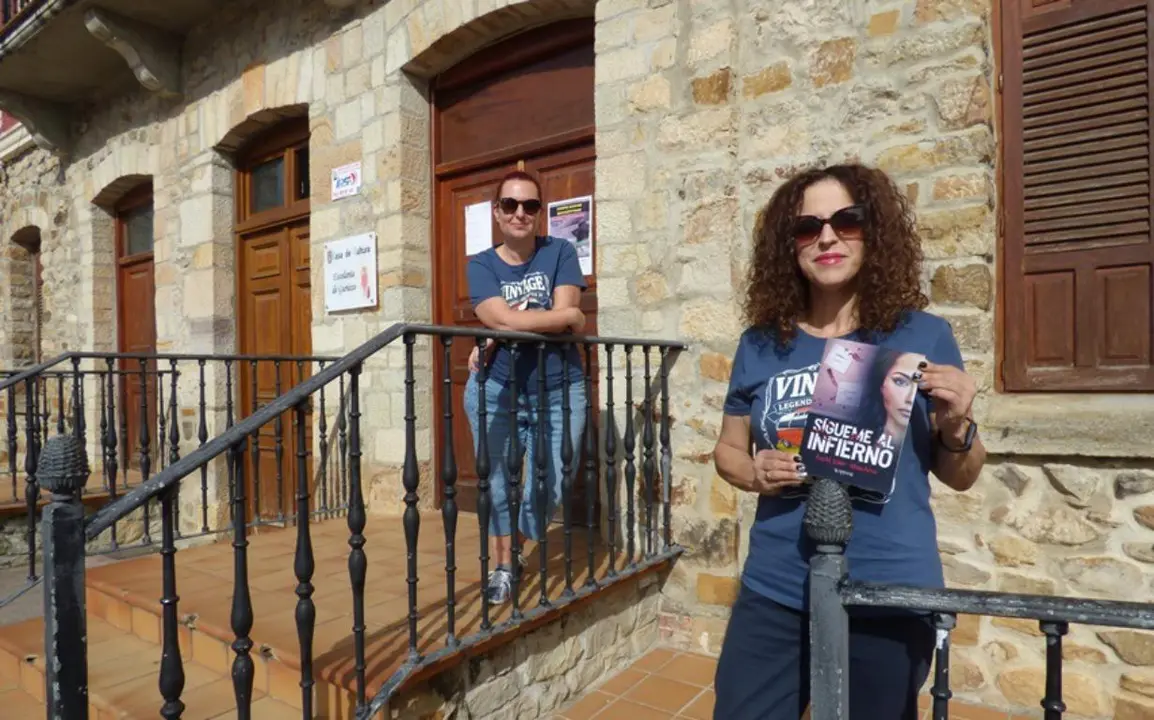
<box><xmin>0</xmin><ymin>0</ymin><xmax>230</xmax><ymax>157</ymax></box>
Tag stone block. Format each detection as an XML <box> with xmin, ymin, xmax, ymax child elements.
<box><xmin>868</xmin><ymin>9</ymin><xmax>901</xmax><ymax>36</ymax></box>
<box><xmin>696</xmin><ymin>572</ymin><xmax>739</xmax><ymax>606</ymax></box>
<box><xmin>691</xmin><ymin>68</ymin><xmax>732</xmax><ymax>105</ymax></box>
<box><xmin>930</xmin><ymin>263</ymin><xmax>992</xmax><ymax>310</ymax></box>
<box><xmin>688</xmin><ymin>19</ymin><xmax>733</xmax><ymax>66</ymax></box>
<box><xmin>741</xmin><ymin>62</ymin><xmax>792</xmax><ymax>99</ymax></box>
<box><xmin>997</xmin><ymin>667</ymin><xmax>1105</xmax><ymax>716</ymax></box>
<box><xmin>628</xmin><ymin>75</ymin><xmax>672</xmax><ymax>113</ymax></box>
<box><xmin>810</xmin><ymin>37</ymin><xmax>856</xmax><ymax>88</ymax></box>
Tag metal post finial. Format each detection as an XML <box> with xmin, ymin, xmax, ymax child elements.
<box><xmin>37</xmin><ymin>434</ymin><xmax>90</xmax><ymax>498</ymax></box>
<box><xmin>803</xmin><ymin>476</ymin><xmax>853</xmax><ymax>548</ymax></box>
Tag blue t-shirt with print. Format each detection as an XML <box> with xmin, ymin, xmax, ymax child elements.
<box><xmin>723</xmin><ymin>310</ymin><xmax>965</xmax><ymax>612</ymax></box>
<box><xmin>467</xmin><ymin>235</ymin><xmax>587</xmax><ymax>392</ymax></box>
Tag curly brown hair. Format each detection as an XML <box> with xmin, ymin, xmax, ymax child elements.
<box><xmin>743</xmin><ymin>163</ymin><xmax>928</xmax><ymax>347</ymax></box>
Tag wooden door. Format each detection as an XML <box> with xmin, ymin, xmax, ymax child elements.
<box><xmin>431</xmin><ymin>18</ymin><xmax>600</xmax><ymax>526</ymax></box>
<box><xmin>116</xmin><ymin>185</ymin><xmax>158</xmax><ymax>473</ymax></box>
<box><xmin>235</xmin><ymin>120</ymin><xmax>313</xmax><ymax>524</ymax></box>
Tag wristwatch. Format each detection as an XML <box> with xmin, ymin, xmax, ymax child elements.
<box><xmin>938</xmin><ymin>417</ymin><xmax>977</xmax><ymax>452</ymax></box>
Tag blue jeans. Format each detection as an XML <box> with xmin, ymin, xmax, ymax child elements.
<box><xmin>463</xmin><ymin>372</ymin><xmax>587</xmax><ymax>542</ymax></box>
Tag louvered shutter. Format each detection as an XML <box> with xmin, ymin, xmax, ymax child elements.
<box><xmin>1003</xmin><ymin>0</ymin><xmax>1154</xmax><ymax>391</ymax></box>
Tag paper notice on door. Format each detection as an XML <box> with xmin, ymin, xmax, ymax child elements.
<box><xmin>547</xmin><ymin>195</ymin><xmax>594</xmax><ymax>275</ymax></box>
<box><xmin>464</xmin><ymin>201</ymin><xmax>493</xmax><ymax>256</ymax></box>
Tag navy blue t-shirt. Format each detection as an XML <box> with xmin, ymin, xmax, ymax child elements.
<box><xmin>723</xmin><ymin>310</ymin><xmax>965</xmax><ymax>612</ymax></box>
<box><xmin>467</xmin><ymin>235</ymin><xmax>587</xmax><ymax>392</ymax></box>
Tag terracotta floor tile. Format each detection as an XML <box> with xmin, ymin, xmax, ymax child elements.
<box><xmin>623</xmin><ymin>675</ymin><xmax>701</xmax><ymax>714</ymax></box>
<box><xmin>595</xmin><ymin>698</ymin><xmax>675</xmax><ymax>720</ymax></box>
<box><xmin>633</xmin><ymin>647</ymin><xmax>678</xmax><ymax>673</ymax></box>
<box><xmin>558</xmin><ymin>689</ymin><xmax>615</xmax><ymax>719</ymax></box>
<box><xmin>677</xmin><ymin>689</ymin><xmax>714</xmax><ymax>720</ymax></box>
<box><xmin>657</xmin><ymin>653</ymin><xmax>716</xmax><ymax>687</ymax></box>
<box><xmin>600</xmin><ymin>667</ymin><xmax>647</xmax><ymax>696</ymax></box>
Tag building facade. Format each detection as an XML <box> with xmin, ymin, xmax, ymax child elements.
<box><xmin>0</xmin><ymin>0</ymin><xmax>1152</xmax><ymax>716</ymax></box>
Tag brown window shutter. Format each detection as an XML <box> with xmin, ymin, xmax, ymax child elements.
<box><xmin>1002</xmin><ymin>0</ymin><xmax>1154</xmax><ymax>391</ymax></box>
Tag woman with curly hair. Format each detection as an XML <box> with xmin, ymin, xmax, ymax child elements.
<box><xmin>711</xmin><ymin>163</ymin><xmax>986</xmax><ymax>719</ymax></box>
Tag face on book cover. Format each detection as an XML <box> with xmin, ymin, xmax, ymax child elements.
<box><xmin>882</xmin><ymin>352</ymin><xmax>921</xmax><ymax>435</ymax></box>
<box><xmin>797</xmin><ymin>178</ymin><xmax>864</xmax><ymax>293</ymax></box>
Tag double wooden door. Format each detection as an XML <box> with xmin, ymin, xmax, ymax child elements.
<box><xmin>431</xmin><ymin>19</ymin><xmax>600</xmax><ymax>526</ymax></box>
<box><xmin>237</xmin><ymin>220</ymin><xmax>314</xmax><ymax>522</ymax></box>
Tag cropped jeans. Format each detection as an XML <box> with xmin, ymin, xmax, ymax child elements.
<box><xmin>463</xmin><ymin>371</ymin><xmax>587</xmax><ymax>542</ymax></box>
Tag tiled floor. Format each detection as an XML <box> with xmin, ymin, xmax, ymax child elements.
<box><xmin>554</xmin><ymin>648</ymin><xmax>1036</xmax><ymax>720</ymax></box>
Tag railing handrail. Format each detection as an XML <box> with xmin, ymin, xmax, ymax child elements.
<box><xmin>0</xmin><ymin>351</ymin><xmax>347</xmax><ymax>394</ymax></box>
<box><xmin>842</xmin><ymin>580</ymin><xmax>1154</xmax><ymax>630</ymax></box>
<box><xmin>83</xmin><ymin>322</ymin><xmax>688</xmax><ymax>540</ymax></box>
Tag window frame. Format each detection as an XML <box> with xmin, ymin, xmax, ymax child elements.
<box><xmin>235</xmin><ymin>120</ymin><xmax>311</xmax><ymax>235</ymax></box>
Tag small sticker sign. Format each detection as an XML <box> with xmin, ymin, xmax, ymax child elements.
<box><xmin>331</xmin><ymin>161</ymin><xmax>362</xmax><ymax>200</ymax></box>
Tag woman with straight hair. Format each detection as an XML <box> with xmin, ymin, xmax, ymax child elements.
<box><xmin>463</xmin><ymin>169</ymin><xmax>588</xmax><ymax>604</ymax></box>
<box><xmin>711</xmin><ymin>163</ymin><xmax>986</xmax><ymax>719</ymax></box>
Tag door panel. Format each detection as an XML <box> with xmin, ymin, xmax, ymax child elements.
<box><xmin>118</xmin><ymin>255</ymin><xmax>157</xmax><ymax>472</ymax></box>
<box><xmin>238</xmin><ymin>220</ymin><xmax>312</xmax><ymax>522</ymax></box>
<box><xmin>432</xmin><ymin>20</ymin><xmax>599</xmax><ymax>526</ymax></box>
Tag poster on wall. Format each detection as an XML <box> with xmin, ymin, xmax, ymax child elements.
<box><xmin>331</xmin><ymin>161</ymin><xmax>362</xmax><ymax>200</ymax></box>
<box><xmin>464</xmin><ymin>201</ymin><xmax>493</xmax><ymax>256</ymax></box>
<box><xmin>324</xmin><ymin>232</ymin><xmax>378</xmax><ymax>313</ymax></box>
<box><xmin>547</xmin><ymin>195</ymin><xmax>593</xmax><ymax>276</ymax></box>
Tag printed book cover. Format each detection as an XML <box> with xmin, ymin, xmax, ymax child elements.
<box><xmin>798</xmin><ymin>338</ymin><xmax>925</xmax><ymax>498</ymax></box>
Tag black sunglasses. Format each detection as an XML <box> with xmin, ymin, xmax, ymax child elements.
<box><xmin>497</xmin><ymin>197</ymin><xmax>542</xmax><ymax>215</ymax></box>
<box><xmin>792</xmin><ymin>204</ymin><xmax>866</xmax><ymax>245</ymax></box>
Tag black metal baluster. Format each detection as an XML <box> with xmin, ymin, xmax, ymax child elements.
<box><xmin>119</xmin><ymin>369</ymin><xmax>129</xmax><ymax>494</ymax></box>
<box><xmin>293</xmin><ymin>400</ymin><xmax>316</xmax><ymax>716</ymax></box>
<box><xmin>583</xmin><ymin>343</ymin><xmax>597</xmax><ymax>587</ymax></box>
<box><xmin>474</xmin><ymin>338</ymin><xmax>493</xmax><ymax>631</ymax></box>
<box><xmin>318</xmin><ymin>363</ymin><xmax>330</xmax><ymax>520</ymax></box>
<box><xmin>660</xmin><ymin>347</ymin><xmax>672</xmax><ymax>550</ymax></box>
<box><xmin>440</xmin><ymin>337</ymin><xmax>458</xmax><ymax>646</ymax></box>
<box><xmin>98</xmin><ymin>373</ymin><xmax>108</xmax><ymax>491</ymax></box>
<box><xmin>197</xmin><ymin>360</ymin><xmax>209</xmax><ymax>535</ymax></box>
<box><xmin>338</xmin><ymin>374</ymin><xmax>348</xmax><ymax>512</ymax></box>
<box><xmin>642</xmin><ymin>347</ymin><xmax>655</xmax><ymax>557</ymax></box>
<box><xmin>402</xmin><ymin>334</ymin><xmax>422</xmax><ymax>655</ymax></box>
<box><xmin>168</xmin><ymin>362</ymin><xmax>181</xmax><ymax>539</ymax></box>
<box><xmin>78</xmin><ymin>367</ymin><xmax>87</xmax><ymax>446</ymax></box>
<box><xmin>139</xmin><ymin>359</ymin><xmax>152</xmax><ymax>546</ymax></box>
<box><xmin>250</xmin><ymin>361</ymin><xmax>261</xmax><ymax>523</ymax></box>
<box><xmin>229</xmin><ymin>438</ymin><xmax>254</xmax><ymax>717</ymax></box>
<box><xmin>70</xmin><ymin>358</ymin><xmax>82</xmax><ymax>443</ymax></box>
<box><xmin>6</xmin><ymin>383</ymin><xmax>16</xmax><ymax>503</ymax></box>
<box><xmin>560</xmin><ymin>344</ymin><xmax>574</xmax><ymax>598</ymax></box>
<box><xmin>23</xmin><ymin>377</ymin><xmax>39</xmax><ymax>580</ymax></box>
<box><xmin>274</xmin><ymin>360</ymin><xmax>285</xmax><ymax>522</ymax></box>
<box><xmin>158</xmin><ymin>481</ymin><xmax>185</xmax><ymax>719</ymax></box>
<box><xmin>56</xmin><ymin>372</ymin><xmax>64</xmax><ymax>435</ymax></box>
<box><xmin>105</xmin><ymin>361</ymin><xmax>119</xmax><ymax>549</ymax></box>
<box><xmin>507</xmin><ymin>343</ymin><xmax>523</xmax><ymax>618</ymax></box>
<box><xmin>930</xmin><ymin>612</ymin><xmax>955</xmax><ymax>720</ymax></box>
<box><xmin>346</xmin><ymin>363</ymin><xmax>367</xmax><ymax>707</ymax></box>
<box><xmin>623</xmin><ymin>346</ymin><xmax>636</xmax><ymax>567</ymax></box>
<box><xmin>225</xmin><ymin>361</ymin><xmax>235</xmax><ymax>522</ymax></box>
<box><xmin>1041</xmin><ymin>621</ymin><xmax>1068</xmax><ymax>719</ymax></box>
<box><xmin>535</xmin><ymin>341</ymin><xmax>549</xmax><ymax>607</ymax></box>
<box><xmin>604</xmin><ymin>344</ymin><xmax>617</xmax><ymax>578</ymax></box>
<box><xmin>296</xmin><ymin>359</ymin><xmax>306</xmax><ymax>519</ymax></box>
<box><xmin>157</xmin><ymin>369</ymin><xmax>167</xmax><ymax>472</ymax></box>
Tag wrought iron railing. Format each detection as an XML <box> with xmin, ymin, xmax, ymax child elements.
<box><xmin>803</xmin><ymin>476</ymin><xmax>1154</xmax><ymax>720</ymax></box>
<box><xmin>34</xmin><ymin>323</ymin><xmax>687</xmax><ymax>719</ymax></box>
<box><xmin>0</xmin><ymin>0</ymin><xmax>41</xmax><ymax>39</ymax></box>
<box><xmin>0</xmin><ymin>351</ymin><xmax>349</xmax><ymax>581</ymax></box>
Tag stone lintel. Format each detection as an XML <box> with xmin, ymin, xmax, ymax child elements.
<box><xmin>0</xmin><ymin>91</ymin><xmax>70</xmax><ymax>156</ymax></box>
<box><xmin>83</xmin><ymin>8</ymin><xmax>182</xmax><ymax>98</ymax></box>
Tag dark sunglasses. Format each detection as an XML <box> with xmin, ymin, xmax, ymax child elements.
<box><xmin>792</xmin><ymin>204</ymin><xmax>866</xmax><ymax>245</ymax></box>
<box><xmin>496</xmin><ymin>197</ymin><xmax>542</xmax><ymax>215</ymax></box>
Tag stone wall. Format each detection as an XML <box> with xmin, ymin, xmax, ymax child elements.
<box><xmin>1</xmin><ymin>0</ymin><xmax>1153</xmax><ymax>716</ymax></box>
<box><xmin>384</xmin><ymin>571</ymin><xmax>662</xmax><ymax>719</ymax></box>
<box><xmin>586</xmin><ymin>0</ymin><xmax>1154</xmax><ymax>718</ymax></box>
